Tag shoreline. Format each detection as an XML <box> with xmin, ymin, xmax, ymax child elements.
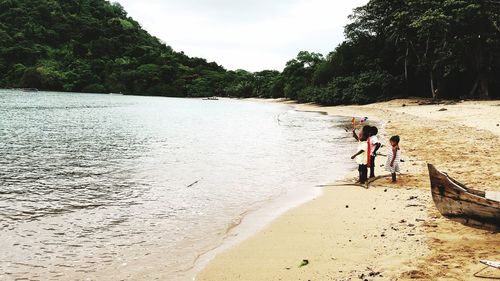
<box><xmin>184</xmin><ymin>177</ymin><xmax>328</xmax><ymax>281</ymax></box>
<box><xmin>196</xmin><ymin>98</ymin><xmax>427</xmax><ymax>280</ymax></box>
<box><xmin>197</xmin><ymin>98</ymin><xmax>500</xmax><ymax>280</ymax></box>
<box><xmin>182</xmin><ymin>102</ymin><xmax>355</xmax><ymax>281</ymax></box>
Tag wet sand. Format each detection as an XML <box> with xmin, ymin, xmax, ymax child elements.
<box><xmin>197</xmin><ymin>98</ymin><xmax>500</xmax><ymax>280</ymax></box>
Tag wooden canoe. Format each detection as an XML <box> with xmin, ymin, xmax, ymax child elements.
<box><xmin>427</xmin><ymin>164</ymin><xmax>500</xmax><ymax>231</ymax></box>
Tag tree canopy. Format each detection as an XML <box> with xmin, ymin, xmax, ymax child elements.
<box><xmin>262</xmin><ymin>0</ymin><xmax>500</xmax><ymax>104</ymax></box>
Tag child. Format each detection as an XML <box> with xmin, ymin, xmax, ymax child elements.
<box><xmin>352</xmin><ymin>126</ymin><xmax>380</xmax><ymax>178</ymax></box>
<box><xmin>385</xmin><ymin>135</ymin><xmax>401</xmax><ymax>182</ymax></box>
<box><xmin>369</xmin><ymin>126</ymin><xmax>381</xmax><ymax>178</ymax></box>
<box><xmin>351</xmin><ymin>129</ymin><xmax>368</xmax><ymax>184</ymax></box>
<box><xmin>351</xmin><ymin>125</ymin><xmax>371</xmax><ymax>142</ymax></box>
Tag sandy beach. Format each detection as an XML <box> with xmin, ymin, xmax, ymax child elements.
<box><xmin>197</xmin><ymin>99</ymin><xmax>500</xmax><ymax>280</ymax></box>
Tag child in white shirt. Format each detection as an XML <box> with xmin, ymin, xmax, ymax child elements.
<box><xmin>385</xmin><ymin>135</ymin><xmax>401</xmax><ymax>182</ymax></box>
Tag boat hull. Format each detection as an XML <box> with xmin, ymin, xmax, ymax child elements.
<box><xmin>428</xmin><ymin>164</ymin><xmax>500</xmax><ymax>231</ymax></box>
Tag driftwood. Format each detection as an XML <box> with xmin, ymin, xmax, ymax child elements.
<box><xmin>428</xmin><ymin>164</ymin><xmax>500</xmax><ymax>231</ymax></box>
<box><xmin>186</xmin><ymin>179</ymin><xmax>201</xmax><ymax>188</ymax></box>
<box><xmin>316</xmin><ymin>183</ymin><xmax>366</xmax><ymax>188</ymax></box>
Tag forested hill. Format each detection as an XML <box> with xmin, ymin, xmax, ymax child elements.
<box><xmin>0</xmin><ymin>0</ymin><xmax>229</xmax><ymax>96</ymax></box>
<box><xmin>0</xmin><ymin>0</ymin><xmax>499</xmax><ymax>103</ymax></box>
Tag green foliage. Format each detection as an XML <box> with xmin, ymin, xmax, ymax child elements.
<box><xmin>0</xmin><ymin>0</ymin><xmax>227</xmax><ymax>96</ymax></box>
<box><xmin>0</xmin><ymin>0</ymin><xmax>498</xmax><ymax>103</ymax></box>
<box><xmin>344</xmin><ymin>0</ymin><xmax>500</xmax><ymax>99</ymax></box>
<box><xmin>272</xmin><ymin>0</ymin><xmax>499</xmax><ymax>103</ymax></box>
<box><xmin>82</xmin><ymin>83</ymin><xmax>106</xmax><ymax>93</ymax></box>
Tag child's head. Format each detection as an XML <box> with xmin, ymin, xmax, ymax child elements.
<box><xmin>389</xmin><ymin>135</ymin><xmax>400</xmax><ymax>147</ymax></box>
<box><xmin>371</xmin><ymin>126</ymin><xmax>378</xmax><ymax>136</ymax></box>
<box><xmin>360</xmin><ymin>125</ymin><xmax>371</xmax><ymax>140</ymax></box>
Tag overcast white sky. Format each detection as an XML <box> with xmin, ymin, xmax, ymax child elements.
<box><xmin>113</xmin><ymin>0</ymin><xmax>368</xmax><ymax>72</ymax></box>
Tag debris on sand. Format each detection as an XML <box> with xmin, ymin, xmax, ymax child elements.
<box><xmin>299</xmin><ymin>259</ymin><xmax>309</xmax><ymax>267</ymax></box>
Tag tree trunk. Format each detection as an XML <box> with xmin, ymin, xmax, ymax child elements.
<box><xmin>404</xmin><ymin>43</ymin><xmax>409</xmax><ymax>96</ymax></box>
<box><xmin>430</xmin><ymin>71</ymin><xmax>436</xmax><ymax>99</ymax></box>
<box><xmin>478</xmin><ymin>74</ymin><xmax>489</xmax><ymax>99</ymax></box>
<box><xmin>473</xmin><ymin>38</ymin><xmax>489</xmax><ymax>99</ymax></box>
<box><xmin>404</xmin><ymin>43</ymin><xmax>409</xmax><ymax>83</ymax></box>
<box><xmin>469</xmin><ymin>77</ymin><xmax>479</xmax><ymax>97</ymax></box>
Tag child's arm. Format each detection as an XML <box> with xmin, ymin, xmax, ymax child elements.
<box><xmin>390</xmin><ymin>147</ymin><xmax>397</xmax><ymax>166</ymax></box>
<box><xmin>373</xmin><ymin>143</ymin><xmax>381</xmax><ymax>155</ymax></box>
<box><xmin>351</xmin><ymin>149</ymin><xmax>364</xmax><ymax>159</ymax></box>
<box><xmin>352</xmin><ymin>129</ymin><xmax>359</xmax><ymax>141</ymax></box>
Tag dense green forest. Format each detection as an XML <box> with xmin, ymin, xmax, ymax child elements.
<box><xmin>0</xmin><ymin>0</ymin><xmax>499</xmax><ymax>103</ymax></box>
<box><xmin>0</xmin><ymin>0</ymin><xmax>230</xmax><ymax>96</ymax></box>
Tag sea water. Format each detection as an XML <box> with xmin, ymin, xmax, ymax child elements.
<box><xmin>0</xmin><ymin>90</ymin><xmax>354</xmax><ymax>280</ymax></box>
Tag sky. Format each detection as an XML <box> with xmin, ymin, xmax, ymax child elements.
<box><xmin>113</xmin><ymin>0</ymin><xmax>368</xmax><ymax>72</ymax></box>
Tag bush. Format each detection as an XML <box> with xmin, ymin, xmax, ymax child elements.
<box><xmin>20</xmin><ymin>67</ymin><xmax>41</xmax><ymax>88</ymax></box>
<box><xmin>350</xmin><ymin>70</ymin><xmax>393</xmax><ymax>103</ymax></box>
<box><xmin>82</xmin><ymin>83</ymin><xmax>106</xmax><ymax>93</ymax></box>
<box><xmin>297</xmin><ymin>86</ymin><xmax>321</xmax><ymax>103</ymax></box>
<box><xmin>147</xmin><ymin>83</ymin><xmax>180</xmax><ymax>97</ymax></box>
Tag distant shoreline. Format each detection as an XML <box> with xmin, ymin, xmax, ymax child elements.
<box><xmin>3</xmin><ymin>88</ymin><xmax>497</xmax><ymax>106</ymax></box>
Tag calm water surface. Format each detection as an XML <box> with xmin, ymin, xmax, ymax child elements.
<box><xmin>0</xmin><ymin>90</ymin><xmax>354</xmax><ymax>280</ymax></box>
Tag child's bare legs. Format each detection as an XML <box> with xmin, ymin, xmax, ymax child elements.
<box><xmin>391</xmin><ymin>172</ymin><xmax>396</xmax><ymax>182</ymax></box>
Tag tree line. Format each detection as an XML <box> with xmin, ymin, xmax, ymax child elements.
<box><xmin>228</xmin><ymin>0</ymin><xmax>500</xmax><ymax>103</ymax></box>
<box><xmin>0</xmin><ymin>0</ymin><xmax>498</xmax><ymax>103</ymax></box>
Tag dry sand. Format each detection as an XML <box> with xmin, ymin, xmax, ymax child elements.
<box><xmin>197</xmin><ymin>98</ymin><xmax>500</xmax><ymax>281</ymax></box>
